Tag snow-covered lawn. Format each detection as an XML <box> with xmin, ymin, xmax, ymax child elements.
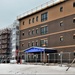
<box><xmin>0</xmin><ymin>63</ymin><xmax>75</xmax><ymax>74</ymax></box>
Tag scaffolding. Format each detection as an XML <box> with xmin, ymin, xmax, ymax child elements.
<box><xmin>0</xmin><ymin>28</ymin><xmax>11</xmax><ymax>63</ymax></box>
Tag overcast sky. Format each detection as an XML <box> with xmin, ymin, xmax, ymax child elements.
<box><xmin>0</xmin><ymin>0</ymin><xmax>59</xmax><ymax>29</ymax></box>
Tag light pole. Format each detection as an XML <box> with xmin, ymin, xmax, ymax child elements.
<box><xmin>47</xmin><ymin>54</ymin><xmax>49</xmax><ymax>63</ymax></box>
<box><xmin>59</xmin><ymin>52</ymin><xmax>63</xmax><ymax>67</ymax></box>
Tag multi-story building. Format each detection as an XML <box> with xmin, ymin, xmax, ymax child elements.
<box><xmin>18</xmin><ymin>0</ymin><xmax>75</xmax><ymax>62</ymax></box>
<box><xmin>0</xmin><ymin>28</ymin><xmax>11</xmax><ymax>63</ymax></box>
<box><xmin>0</xmin><ymin>20</ymin><xmax>19</xmax><ymax>63</ymax></box>
<box><xmin>11</xmin><ymin>21</ymin><xmax>19</xmax><ymax>59</ymax></box>
<box><xmin>0</xmin><ymin>31</ymin><xmax>2</xmax><ymax>63</ymax></box>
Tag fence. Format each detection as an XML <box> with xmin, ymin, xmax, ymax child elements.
<box><xmin>17</xmin><ymin>0</ymin><xmax>64</xmax><ymax>19</ymax></box>
<box><xmin>24</xmin><ymin>52</ymin><xmax>75</xmax><ymax>64</ymax></box>
<box><xmin>0</xmin><ymin>52</ymin><xmax>75</xmax><ymax>64</ymax></box>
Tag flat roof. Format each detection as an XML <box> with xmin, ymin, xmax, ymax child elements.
<box><xmin>17</xmin><ymin>0</ymin><xmax>68</xmax><ymax>21</ymax></box>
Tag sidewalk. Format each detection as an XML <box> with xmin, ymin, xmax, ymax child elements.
<box><xmin>0</xmin><ymin>64</ymin><xmax>75</xmax><ymax>74</ymax></box>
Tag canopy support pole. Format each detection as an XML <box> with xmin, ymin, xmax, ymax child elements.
<box><xmin>27</xmin><ymin>53</ymin><xmax>28</xmax><ymax>62</ymax></box>
<box><xmin>40</xmin><ymin>51</ymin><xmax>42</xmax><ymax>63</ymax></box>
<box><xmin>24</xmin><ymin>53</ymin><xmax>26</xmax><ymax>62</ymax></box>
<box><xmin>44</xmin><ymin>51</ymin><xmax>45</xmax><ymax>63</ymax></box>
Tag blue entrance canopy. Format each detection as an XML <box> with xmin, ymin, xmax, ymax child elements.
<box><xmin>24</xmin><ymin>47</ymin><xmax>57</xmax><ymax>53</ymax></box>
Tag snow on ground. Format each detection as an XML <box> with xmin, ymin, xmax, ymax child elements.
<box><xmin>0</xmin><ymin>63</ymin><xmax>75</xmax><ymax>74</ymax></box>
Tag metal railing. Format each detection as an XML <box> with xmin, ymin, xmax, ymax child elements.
<box><xmin>17</xmin><ymin>0</ymin><xmax>65</xmax><ymax>19</ymax></box>
<box><xmin>0</xmin><ymin>51</ymin><xmax>74</xmax><ymax>65</ymax></box>
<box><xmin>24</xmin><ymin>52</ymin><xmax>75</xmax><ymax>66</ymax></box>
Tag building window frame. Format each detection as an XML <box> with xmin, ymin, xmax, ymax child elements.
<box><xmin>60</xmin><ymin>6</ymin><xmax>63</xmax><ymax>12</ymax></box>
<box><xmin>36</xmin><ymin>28</ymin><xmax>38</xmax><ymax>34</ymax></box>
<box><xmin>28</xmin><ymin>42</ymin><xmax>31</xmax><ymax>47</ymax></box>
<box><xmin>73</xmin><ymin>18</ymin><xmax>75</xmax><ymax>23</ymax></box>
<box><xmin>60</xmin><ymin>36</ymin><xmax>64</xmax><ymax>41</ymax></box>
<box><xmin>41</xmin><ymin>12</ymin><xmax>48</xmax><ymax>22</ymax></box>
<box><xmin>32</xmin><ymin>18</ymin><xmax>34</xmax><ymax>23</ymax></box>
<box><xmin>40</xmin><ymin>26</ymin><xmax>48</xmax><ymax>35</ymax></box>
<box><xmin>32</xmin><ymin>41</ymin><xmax>34</xmax><ymax>46</ymax></box>
<box><xmin>60</xmin><ymin>21</ymin><xmax>63</xmax><ymax>26</ymax></box>
<box><xmin>36</xmin><ymin>16</ymin><xmax>38</xmax><ymax>22</ymax></box>
<box><xmin>29</xmin><ymin>19</ymin><xmax>31</xmax><ymax>24</ymax></box>
<box><xmin>32</xmin><ymin>29</ymin><xmax>34</xmax><ymax>35</ymax></box>
<box><xmin>28</xmin><ymin>30</ymin><xmax>31</xmax><ymax>36</ymax></box>
<box><xmin>73</xmin><ymin>34</ymin><xmax>75</xmax><ymax>39</ymax></box>
<box><xmin>23</xmin><ymin>21</ymin><xmax>25</xmax><ymax>25</ymax></box>
<box><xmin>40</xmin><ymin>39</ymin><xmax>48</xmax><ymax>47</ymax></box>
<box><xmin>36</xmin><ymin>40</ymin><xmax>38</xmax><ymax>46</ymax></box>
<box><xmin>22</xmin><ymin>43</ymin><xmax>24</xmax><ymax>47</ymax></box>
<box><xmin>73</xmin><ymin>2</ymin><xmax>75</xmax><ymax>7</ymax></box>
<box><xmin>22</xmin><ymin>32</ymin><xmax>24</xmax><ymax>36</ymax></box>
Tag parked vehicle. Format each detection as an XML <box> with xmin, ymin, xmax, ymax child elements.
<box><xmin>10</xmin><ymin>58</ymin><xmax>17</xmax><ymax>64</ymax></box>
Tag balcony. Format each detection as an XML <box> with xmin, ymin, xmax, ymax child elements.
<box><xmin>2</xmin><ymin>29</ymin><xmax>11</xmax><ymax>35</ymax></box>
<box><xmin>2</xmin><ymin>45</ymin><xmax>7</xmax><ymax>49</ymax></box>
<box><xmin>1</xmin><ymin>50</ymin><xmax>7</xmax><ymax>54</ymax></box>
<box><xmin>1</xmin><ymin>35</ymin><xmax>8</xmax><ymax>39</ymax></box>
<box><xmin>2</xmin><ymin>40</ymin><xmax>8</xmax><ymax>44</ymax></box>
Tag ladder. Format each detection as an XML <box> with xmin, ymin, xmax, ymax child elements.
<box><xmin>66</xmin><ymin>58</ymin><xmax>75</xmax><ymax>71</ymax></box>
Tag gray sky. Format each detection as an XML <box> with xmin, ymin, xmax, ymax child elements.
<box><xmin>0</xmin><ymin>0</ymin><xmax>59</xmax><ymax>29</ymax></box>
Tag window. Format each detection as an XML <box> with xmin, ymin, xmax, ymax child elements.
<box><xmin>29</xmin><ymin>19</ymin><xmax>31</xmax><ymax>24</ymax></box>
<box><xmin>36</xmin><ymin>41</ymin><xmax>38</xmax><ymax>46</ymax></box>
<box><xmin>36</xmin><ymin>29</ymin><xmax>38</xmax><ymax>34</ymax></box>
<box><xmin>28</xmin><ymin>42</ymin><xmax>30</xmax><ymax>47</ymax></box>
<box><xmin>73</xmin><ymin>18</ymin><xmax>75</xmax><ymax>23</ymax></box>
<box><xmin>60</xmin><ymin>21</ymin><xmax>63</xmax><ymax>26</ymax></box>
<box><xmin>32</xmin><ymin>18</ymin><xmax>34</xmax><ymax>23</ymax></box>
<box><xmin>60</xmin><ymin>7</ymin><xmax>63</xmax><ymax>12</ymax></box>
<box><xmin>74</xmin><ymin>52</ymin><xmax>75</xmax><ymax>56</ymax></box>
<box><xmin>28</xmin><ymin>31</ymin><xmax>31</xmax><ymax>35</ymax></box>
<box><xmin>23</xmin><ymin>21</ymin><xmax>24</xmax><ymax>25</ymax></box>
<box><xmin>32</xmin><ymin>41</ymin><xmax>34</xmax><ymax>46</ymax></box>
<box><xmin>73</xmin><ymin>34</ymin><xmax>75</xmax><ymax>39</ymax></box>
<box><xmin>32</xmin><ymin>30</ymin><xmax>34</xmax><ymax>35</ymax></box>
<box><xmin>41</xmin><ymin>12</ymin><xmax>48</xmax><ymax>22</ymax></box>
<box><xmin>40</xmin><ymin>39</ymin><xmax>48</xmax><ymax>47</ymax></box>
<box><xmin>73</xmin><ymin>2</ymin><xmax>75</xmax><ymax>7</ymax></box>
<box><xmin>60</xmin><ymin>36</ymin><xmax>64</xmax><ymax>41</ymax></box>
<box><xmin>36</xmin><ymin>16</ymin><xmax>38</xmax><ymax>22</ymax></box>
<box><xmin>22</xmin><ymin>43</ymin><xmax>24</xmax><ymax>47</ymax></box>
<box><xmin>40</xmin><ymin>26</ymin><xmax>48</xmax><ymax>35</ymax></box>
<box><xmin>22</xmin><ymin>32</ymin><xmax>24</xmax><ymax>36</ymax></box>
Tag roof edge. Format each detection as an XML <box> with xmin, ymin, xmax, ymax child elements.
<box><xmin>17</xmin><ymin>0</ymin><xmax>68</xmax><ymax>21</ymax></box>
